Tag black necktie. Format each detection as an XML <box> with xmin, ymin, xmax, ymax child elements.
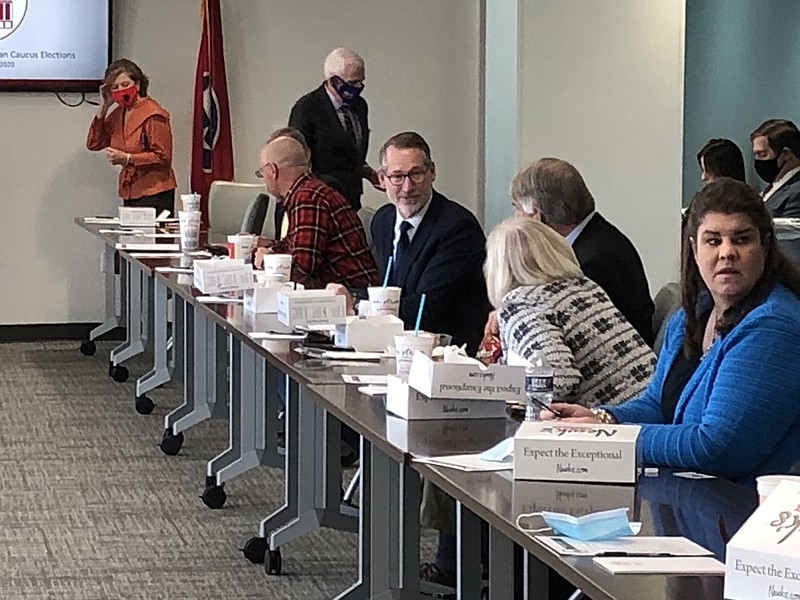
<box><xmin>340</xmin><ymin>107</ymin><xmax>358</xmax><ymax>148</ymax></box>
<box><xmin>391</xmin><ymin>221</ymin><xmax>413</xmax><ymax>285</ymax></box>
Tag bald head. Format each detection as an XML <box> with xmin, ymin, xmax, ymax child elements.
<box><xmin>261</xmin><ymin>136</ymin><xmax>310</xmax><ymax>169</ymax></box>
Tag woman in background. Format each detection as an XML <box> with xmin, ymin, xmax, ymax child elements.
<box><xmin>697</xmin><ymin>138</ymin><xmax>746</xmax><ymax>184</ymax></box>
<box><xmin>87</xmin><ymin>59</ymin><xmax>177</xmax><ymax>215</ymax></box>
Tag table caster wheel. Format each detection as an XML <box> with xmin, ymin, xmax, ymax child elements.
<box><xmin>160</xmin><ymin>429</ymin><xmax>183</xmax><ymax>455</ymax></box>
<box><xmin>201</xmin><ymin>483</ymin><xmax>226</xmax><ymax>509</ymax></box>
<box><xmin>79</xmin><ymin>340</ymin><xmax>96</xmax><ymax>356</ymax></box>
<box><xmin>241</xmin><ymin>537</ymin><xmax>267</xmax><ymax>564</ymax></box>
<box><xmin>110</xmin><ymin>365</ymin><xmax>129</xmax><ymax>383</ymax></box>
<box><xmin>266</xmin><ymin>548</ymin><xmax>282</xmax><ymax>575</ymax></box>
<box><xmin>135</xmin><ymin>395</ymin><xmax>154</xmax><ymax>415</ymax></box>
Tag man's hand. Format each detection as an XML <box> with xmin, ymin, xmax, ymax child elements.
<box><xmin>326</xmin><ymin>283</ymin><xmax>355</xmax><ymax>315</ymax></box>
<box><xmin>254</xmin><ymin>247</ymin><xmax>274</xmax><ymax>269</ymax></box>
<box><xmin>364</xmin><ymin>164</ymin><xmax>384</xmax><ymax>190</ymax></box>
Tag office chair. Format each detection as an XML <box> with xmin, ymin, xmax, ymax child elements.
<box><xmin>207</xmin><ymin>181</ymin><xmax>265</xmax><ymax>243</ymax></box>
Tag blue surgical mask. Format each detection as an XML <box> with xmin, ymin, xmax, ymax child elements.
<box><xmin>330</xmin><ymin>75</ymin><xmax>363</xmax><ymax>104</ymax></box>
<box><xmin>516</xmin><ymin>507</ymin><xmax>637</xmax><ymax>541</ymax></box>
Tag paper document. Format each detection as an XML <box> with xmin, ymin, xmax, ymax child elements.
<box><xmin>414</xmin><ymin>454</ymin><xmax>513</xmax><ymax>472</ymax></box>
<box><xmin>593</xmin><ymin>556</ymin><xmax>725</xmax><ymax>575</ymax></box>
<box><xmin>537</xmin><ymin>536</ymin><xmax>713</xmax><ymax>557</ymax></box>
<box><xmin>673</xmin><ymin>471</ymin><xmax>717</xmax><ymax>480</ymax></box>
<box><xmin>197</xmin><ymin>296</ymin><xmax>244</xmax><ymax>304</ymax></box>
<box><xmin>248</xmin><ymin>331</ymin><xmax>307</xmax><ymax>341</ymax></box>
<box><xmin>138</xmin><ymin>233</ymin><xmax>181</xmax><ymax>239</ymax></box>
<box><xmin>122</xmin><ymin>252</ymin><xmax>184</xmax><ymax>259</ymax></box>
<box><xmin>84</xmin><ymin>217</ymin><xmax>119</xmax><ymax>223</ymax></box>
<box><xmin>155</xmin><ymin>267</ymin><xmax>193</xmax><ymax>274</ymax></box>
<box><xmin>116</xmin><ymin>243</ymin><xmax>180</xmax><ymax>252</ymax></box>
<box><xmin>342</xmin><ymin>374</ymin><xmax>388</xmax><ymax>385</ymax></box>
<box><xmin>358</xmin><ymin>385</ymin><xmax>388</xmax><ymax>397</ymax></box>
<box><xmin>321</xmin><ymin>351</ymin><xmax>384</xmax><ymax>361</ymax></box>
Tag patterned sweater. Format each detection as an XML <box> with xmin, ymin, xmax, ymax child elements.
<box><xmin>498</xmin><ymin>276</ymin><xmax>656</xmax><ymax>407</ymax></box>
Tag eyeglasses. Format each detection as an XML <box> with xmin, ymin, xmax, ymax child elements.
<box><xmin>385</xmin><ymin>167</ymin><xmax>430</xmax><ymax>186</ymax></box>
<box><xmin>255</xmin><ymin>163</ymin><xmax>273</xmax><ymax>179</ymax></box>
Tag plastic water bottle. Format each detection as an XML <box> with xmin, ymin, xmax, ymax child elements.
<box><xmin>525</xmin><ymin>350</ymin><xmax>554</xmax><ymax>421</ymax></box>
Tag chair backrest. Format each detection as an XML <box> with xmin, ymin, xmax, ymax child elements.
<box><xmin>358</xmin><ymin>206</ymin><xmax>376</xmax><ymax>247</ymax></box>
<box><xmin>207</xmin><ymin>181</ymin><xmax>265</xmax><ymax>243</ymax></box>
<box><xmin>240</xmin><ymin>193</ymin><xmax>271</xmax><ymax>237</ymax></box>
<box><xmin>652</xmin><ymin>282</ymin><xmax>681</xmax><ymax>354</ymax></box>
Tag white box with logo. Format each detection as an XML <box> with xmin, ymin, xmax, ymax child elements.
<box><xmin>334</xmin><ymin>315</ymin><xmax>405</xmax><ymax>351</ymax></box>
<box><xmin>244</xmin><ymin>281</ymin><xmax>299</xmax><ymax>313</ymax></box>
<box><xmin>513</xmin><ymin>421</ymin><xmax>640</xmax><ymax>483</ymax></box>
<box><xmin>193</xmin><ymin>259</ymin><xmax>255</xmax><ymax>294</ymax></box>
<box><xmin>407</xmin><ymin>353</ymin><xmax>525</xmax><ymax>402</ymax></box>
<box><xmin>276</xmin><ymin>289</ymin><xmax>346</xmax><ymax>328</ymax></box>
<box><xmin>119</xmin><ymin>206</ymin><xmax>156</xmax><ymax>227</ymax></box>
<box><xmin>725</xmin><ymin>480</ymin><xmax>800</xmax><ymax>600</ymax></box>
<box><xmin>386</xmin><ymin>374</ymin><xmax>508</xmax><ymax>421</ymax></box>
<box><xmin>385</xmin><ymin>414</ymin><xmax>508</xmax><ymax>455</ymax></box>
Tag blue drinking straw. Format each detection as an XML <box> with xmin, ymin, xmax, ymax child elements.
<box><xmin>414</xmin><ymin>293</ymin><xmax>426</xmax><ymax>336</ymax></box>
<box><xmin>382</xmin><ymin>256</ymin><xmax>393</xmax><ymax>287</ymax></box>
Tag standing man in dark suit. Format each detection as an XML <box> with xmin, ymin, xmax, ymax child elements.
<box><xmin>750</xmin><ymin>119</ymin><xmax>800</xmax><ymax>218</ymax></box>
<box><xmin>370</xmin><ymin>132</ymin><xmax>489</xmax><ymax>354</ymax></box>
<box><xmin>508</xmin><ymin>157</ymin><xmax>655</xmax><ymax>345</ymax></box>
<box><xmin>288</xmin><ymin>47</ymin><xmax>379</xmax><ymax>211</ymax></box>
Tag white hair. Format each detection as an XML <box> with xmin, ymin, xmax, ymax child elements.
<box><xmin>323</xmin><ymin>47</ymin><xmax>364</xmax><ymax>79</ymax></box>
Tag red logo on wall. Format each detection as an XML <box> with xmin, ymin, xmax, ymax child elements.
<box><xmin>0</xmin><ymin>0</ymin><xmax>29</xmax><ymax>40</ymax></box>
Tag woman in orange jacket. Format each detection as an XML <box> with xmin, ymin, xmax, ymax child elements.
<box><xmin>87</xmin><ymin>59</ymin><xmax>177</xmax><ymax>215</ymax></box>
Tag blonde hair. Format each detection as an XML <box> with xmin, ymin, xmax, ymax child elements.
<box><xmin>484</xmin><ymin>217</ymin><xmax>582</xmax><ymax>307</ymax></box>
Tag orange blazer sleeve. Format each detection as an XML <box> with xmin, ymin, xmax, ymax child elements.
<box><xmin>86</xmin><ymin>115</ymin><xmax>112</xmax><ymax>151</ymax></box>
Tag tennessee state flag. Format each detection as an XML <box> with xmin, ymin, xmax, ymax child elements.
<box><xmin>191</xmin><ymin>0</ymin><xmax>233</xmax><ymax>226</ymax></box>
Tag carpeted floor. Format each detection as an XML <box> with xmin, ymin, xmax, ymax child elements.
<box><xmin>0</xmin><ymin>340</ymin><xmax>432</xmax><ymax>599</ymax></box>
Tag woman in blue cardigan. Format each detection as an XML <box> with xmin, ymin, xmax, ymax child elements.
<box><xmin>549</xmin><ymin>178</ymin><xmax>800</xmax><ymax>480</ymax></box>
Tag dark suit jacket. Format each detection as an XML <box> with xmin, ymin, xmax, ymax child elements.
<box><xmin>765</xmin><ymin>170</ymin><xmax>800</xmax><ymax>218</ymax></box>
<box><xmin>572</xmin><ymin>213</ymin><xmax>655</xmax><ymax>346</ymax></box>
<box><xmin>289</xmin><ymin>84</ymin><xmax>369</xmax><ymax>211</ymax></box>
<box><xmin>372</xmin><ymin>191</ymin><xmax>490</xmax><ymax>354</ymax></box>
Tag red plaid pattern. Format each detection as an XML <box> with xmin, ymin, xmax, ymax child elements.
<box><xmin>273</xmin><ymin>173</ymin><xmax>378</xmax><ymax>289</ymax></box>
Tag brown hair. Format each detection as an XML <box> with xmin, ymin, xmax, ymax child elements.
<box><xmin>378</xmin><ymin>131</ymin><xmax>433</xmax><ymax>169</ymax></box>
<box><xmin>681</xmin><ymin>178</ymin><xmax>800</xmax><ymax>357</ymax></box>
<box><xmin>750</xmin><ymin>119</ymin><xmax>800</xmax><ymax>157</ymax></box>
<box><xmin>104</xmin><ymin>59</ymin><xmax>149</xmax><ymax>97</ymax></box>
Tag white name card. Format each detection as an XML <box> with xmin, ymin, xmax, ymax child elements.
<box><xmin>513</xmin><ymin>421</ymin><xmax>640</xmax><ymax>483</ymax></box>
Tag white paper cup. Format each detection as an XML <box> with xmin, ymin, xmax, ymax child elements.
<box><xmin>263</xmin><ymin>253</ymin><xmax>293</xmax><ymax>277</ymax></box>
<box><xmin>756</xmin><ymin>475</ymin><xmax>800</xmax><ymax>504</ymax></box>
<box><xmin>255</xmin><ymin>272</ymin><xmax>284</xmax><ymax>286</ymax></box>
<box><xmin>368</xmin><ymin>286</ymin><xmax>402</xmax><ymax>316</ymax></box>
<box><xmin>227</xmin><ymin>234</ymin><xmax>255</xmax><ymax>263</ymax></box>
<box><xmin>180</xmin><ymin>193</ymin><xmax>201</xmax><ymax>212</ymax></box>
<box><xmin>394</xmin><ymin>332</ymin><xmax>434</xmax><ymax>375</ymax></box>
<box><xmin>178</xmin><ymin>210</ymin><xmax>201</xmax><ymax>251</ymax></box>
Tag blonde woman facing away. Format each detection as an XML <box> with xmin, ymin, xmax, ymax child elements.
<box><xmin>485</xmin><ymin>217</ymin><xmax>656</xmax><ymax>407</ymax></box>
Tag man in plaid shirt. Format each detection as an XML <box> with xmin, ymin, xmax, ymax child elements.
<box><xmin>254</xmin><ymin>134</ymin><xmax>378</xmax><ymax>289</ymax></box>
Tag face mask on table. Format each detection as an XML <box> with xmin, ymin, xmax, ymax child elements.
<box><xmin>515</xmin><ymin>507</ymin><xmax>639</xmax><ymax>541</ymax></box>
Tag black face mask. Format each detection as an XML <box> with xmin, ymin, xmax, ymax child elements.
<box><xmin>754</xmin><ymin>157</ymin><xmax>781</xmax><ymax>184</ymax></box>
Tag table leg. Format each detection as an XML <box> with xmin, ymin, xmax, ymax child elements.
<box><xmin>88</xmin><ymin>245</ymin><xmax>120</xmax><ymax>341</ymax></box>
<box><xmin>136</xmin><ymin>276</ymin><xmax>171</xmax><ymax>397</ymax></box>
<box><xmin>524</xmin><ymin>551</ymin><xmax>550</xmax><ymax>600</ymax></box>
<box><xmin>457</xmin><ymin>502</ymin><xmax>483</xmax><ymax>600</ymax></box>
<box><xmin>487</xmin><ymin>526</ymin><xmax>514</xmax><ymax>599</ymax></box>
<box><xmin>110</xmin><ymin>261</ymin><xmax>145</xmax><ymax>365</ymax></box>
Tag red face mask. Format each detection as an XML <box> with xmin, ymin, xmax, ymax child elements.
<box><xmin>111</xmin><ymin>84</ymin><xmax>138</xmax><ymax>108</ymax></box>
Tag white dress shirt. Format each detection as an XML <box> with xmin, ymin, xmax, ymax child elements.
<box><xmin>565</xmin><ymin>210</ymin><xmax>596</xmax><ymax>246</ymax></box>
<box><xmin>764</xmin><ymin>166</ymin><xmax>800</xmax><ymax>202</ymax></box>
<box><xmin>393</xmin><ymin>194</ymin><xmax>433</xmax><ymax>257</ymax></box>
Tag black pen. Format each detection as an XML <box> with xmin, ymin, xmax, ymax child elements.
<box><xmin>529</xmin><ymin>396</ymin><xmax>565</xmax><ymax>419</ymax></box>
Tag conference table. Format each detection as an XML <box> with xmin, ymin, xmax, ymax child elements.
<box><xmin>75</xmin><ymin>217</ymin><xmax>753</xmax><ymax>600</ymax></box>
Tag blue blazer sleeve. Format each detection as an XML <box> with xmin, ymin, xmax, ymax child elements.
<box><xmin>634</xmin><ymin>311</ymin><xmax>800</xmax><ymax>477</ymax></box>
<box><xmin>607</xmin><ymin>310</ymin><xmax>685</xmax><ymax>424</ymax></box>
